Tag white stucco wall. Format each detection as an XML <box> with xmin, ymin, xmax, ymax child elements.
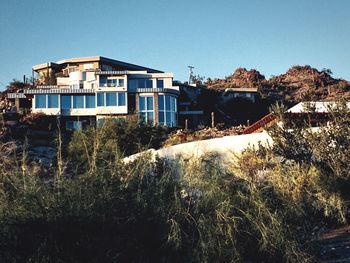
<box><xmin>124</xmin><ymin>131</ymin><xmax>273</xmax><ymax>164</ymax></box>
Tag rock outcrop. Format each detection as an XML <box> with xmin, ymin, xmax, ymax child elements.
<box><xmin>207</xmin><ymin>68</ymin><xmax>265</xmax><ymax>90</ymax></box>
<box><xmin>207</xmin><ymin>65</ymin><xmax>350</xmax><ymax>103</ymax></box>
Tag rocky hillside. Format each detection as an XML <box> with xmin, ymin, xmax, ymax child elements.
<box><xmin>207</xmin><ymin>65</ymin><xmax>350</xmax><ymax>103</ymax></box>
<box><xmin>206</xmin><ymin>68</ymin><xmax>266</xmax><ymax>90</ymax></box>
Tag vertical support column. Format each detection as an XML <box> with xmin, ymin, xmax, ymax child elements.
<box><xmin>15</xmin><ymin>97</ymin><xmax>20</xmax><ymax>112</ymax></box>
<box><xmin>153</xmin><ymin>93</ymin><xmax>159</xmax><ymax>125</ymax></box>
<box><xmin>135</xmin><ymin>93</ymin><xmax>139</xmax><ymax>113</ymax></box>
<box><xmin>211</xmin><ymin>112</ymin><xmax>215</xmax><ymax>128</ymax></box>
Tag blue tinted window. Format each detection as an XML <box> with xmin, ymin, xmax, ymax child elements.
<box><xmin>145</xmin><ymin>79</ymin><xmax>153</xmax><ymax>88</ymax></box>
<box><xmin>97</xmin><ymin>93</ymin><xmax>104</xmax><ymax>106</ymax></box>
<box><xmin>158</xmin><ymin>112</ymin><xmax>165</xmax><ymax>124</ymax></box>
<box><xmin>118</xmin><ymin>92</ymin><xmax>126</xmax><ymax>106</ymax></box>
<box><xmin>158</xmin><ymin>95</ymin><xmax>164</xmax><ymax>111</ymax></box>
<box><xmin>35</xmin><ymin>95</ymin><xmax>46</xmax><ymax>108</ymax></box>
<box><xmin>147</xmin><ymin>112</ymin><xmax>154</xmax><ymax>122</ymax></box>
<box><xmin>166</xmin><ymin>112</ymin><xmax>172</xmax><ymax>126</ymax></box>
<box><xmin>73</xmin><ymin>95</ymin><xmax>84</xmax><ymax>108</ymax></box>
<box><xmin>61</xmin><ymin>95</ymin><xmax>71</xmax><ymax>109</ymax></box>
<box><xmin>170</xmin><ymin>96</ymin><xmax>176</xmax><ymax>111</ymax></box>
<box><xmin>139</xmin><ymin>96</ymin><xmax>154</xmax><ymax>124</ymax></box>
<box><xmin>158</xmin><ymin>95</ymin><xmax>177</xmax><ymax>127</ymax></box>
<box><xmin>137</xmin><ymin>79</ymin><xmax>153</xmax><ymax>89</ymax></box>
<box><xmin>139</xmin><ymin>96</ymin><xmax>145</xmax><ymax>111</ymax></box>
<box><xmin>86</xmin><ymin>95</ymin><xmax>95</xmax><ymax>108</ymax></box>
<box><xmin>100</xmin><ymin>76</ymin><xmax>107</xmax><ymax>87</ymax></box>
<box><xmin>165</xmin><ymin>96</ymin><xmax>171</xmax><ymax>110</ymax></box>
<box><xmin>119</xmin><ymin>79</ymin><xmax>124</xmax><ymax>87</ymax></box>
<box><xmin>139</xmin><ymin>112</ymin><xmax>146</xmax><ymax>121</ymax></box>
<box><xmin>138</xmin><ymin>79</ymin><xmax>145</xmax><ymax>89</ymax></box>
<box><xmin>128</xmin><ymin>79</ymin><xmax>137</xmax><ymax>91</ymax></box>
<box><xmin>106</xmin><ymin>92</ymin><xmax>117</xmax><ymax>106</ymax></box>
<box><xmin>147</xmin><ymin>97</ymin><xmax>153</xmax><ymax>110</ymax></box>
<box><xmin>48</xmin><ymin>95</ymin><xmax>59</xmax><ymax>108</ymax></box>
<box><xmin>107</xmin><ymin>79</ymin><xmax>117</xmax><ymax>87</ymax></box>
<box><xmin>157</xmin><ymin>79</ymin><xmax>164</xmax><ymax>88</ymax></box>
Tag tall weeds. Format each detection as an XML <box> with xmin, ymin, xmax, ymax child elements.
<box><xmin>0</xmin><ymin>105</ymin><xmax>348</xmax><ymax>262</ymax></box>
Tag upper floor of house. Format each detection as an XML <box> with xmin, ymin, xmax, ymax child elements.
<box><xmin>32</xmin><ymin>56</ymin><xmax>179</xmax><ymax>94</ymax></box>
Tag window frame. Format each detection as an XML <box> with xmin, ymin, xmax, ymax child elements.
<box><xmin>85</xmin><ymin>95</ymin><xmax>96</xmax><ymax>108</ymax></box>
<box><xmin>138</xmin><ymin>95</ymin><xmax>154</xmax><ymax>124</ymax></box>
<box><xmin>35</xmin><ymin>95</ymin><xmax>47</xmax><ymax>108</ymax></box>
<box><xmin>47</xmin><ymin>95</ymin><xmax>59</xmax><ymax>108</ymax></box>
<box><xmin>73</xmin><ymin>95</ymin><xmax>85</xmax><ymax>109</ymax></box>
<box><xmin>158</xmin><ymin>95</ymin><xmax>177</xmax><ymax>127</ymax></box>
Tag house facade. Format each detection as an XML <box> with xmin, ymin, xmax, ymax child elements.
<box><xmin>11</xmin><ymin>57</ymin><xmax>179</xmax><ymax>129</ymax></box>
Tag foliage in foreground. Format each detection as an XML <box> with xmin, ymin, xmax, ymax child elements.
<box><xmin>0</xmin><ymin>102</ymin><xmax>349</xmax><ymax>262</ymax></box>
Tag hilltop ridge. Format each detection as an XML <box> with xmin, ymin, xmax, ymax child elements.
<box><xmin>206</xmin><ymin>65</ymin><xmax>350</xmax><ymax>103</ymax></box>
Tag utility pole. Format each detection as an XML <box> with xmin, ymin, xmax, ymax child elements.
<box><xmin>188</xmin><ymin>66</ymin><xmax>194</xmax><ymax>85</ymax></box>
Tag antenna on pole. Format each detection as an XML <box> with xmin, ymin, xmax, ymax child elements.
<box><xmin>188</xmin><ymin>66</ymin><xmax>194</xmax><ymax>85</ymax></box>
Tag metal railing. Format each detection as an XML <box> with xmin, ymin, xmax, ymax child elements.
<box><xmin>243</xmin><ymin>113</ymin><xmax>276</xmax><ymax>134</ymax></box>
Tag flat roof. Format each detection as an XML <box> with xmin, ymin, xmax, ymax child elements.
<box><xmin>287</xmin><ymin>101</ymin><xmax>350</xmax><ymax>113</ymax></box>
<box><xmin>32</xmin><ymin>56</ymin><xmax>163</xmax><ymax>73</ymax></box>
<box><xmin>224</xmin><ymin>87</ymin><xmax>258</xmax><ymax>93</ymax></box>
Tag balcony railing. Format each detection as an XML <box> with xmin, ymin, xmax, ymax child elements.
<box><xmin>95</xmin><ymin>70</ymin><xmax>129</xmax><ymax>75</ymax></box>
<box><xmin>136</xmin><ymin>87</ymin><xmax>180</xmax><ymax>95</ymax></box>
<box><xmin>7</xmin><ymin>93</ymin><xmax>26</xmax><ymax>99</ymax></box>
<box><xmin>24</xmin><ymin>88</ymin><xmax>95</xmax><ymax>94</ymax></box>
<box><xmin>99</xmin><ymin>83</ymin><xmax>125</xmax><ymax>88</ymax></box>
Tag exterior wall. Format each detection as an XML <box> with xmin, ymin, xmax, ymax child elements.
<box><xmin>221</xmin><ymin>91</ymin><xmax>257</xmax><ymax>103</ymax></box>
<box><xmin>57</xmin><ymin>77</ymin><xmax>70</xmax><ymax>86</ymax></box>
<box><xmin>95</xmin><ymin>106</ymin><xmax>128</xmax><ymax>115</ymax></box>
<box><xmin>61</xmin><ymin>109</ymin><xmax>96</xmax><ymax>116</ymax></box>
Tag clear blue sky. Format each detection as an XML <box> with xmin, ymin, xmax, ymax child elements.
<box><xmin>0</xmin><ymin>0</ymin><xmax>349</xmax><ymax>90</ymax></box>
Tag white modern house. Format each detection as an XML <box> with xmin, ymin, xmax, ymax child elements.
<box><xmin>9</xmin><ymin>56</ymin><xmax>179</xmax><ymax>130</ymax></box>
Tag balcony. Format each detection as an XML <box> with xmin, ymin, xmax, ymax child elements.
<box><xmin>136</xmin><ymin>87</ymin><xmax>180</xmax><ymax>95</ymax></box>
<box><xmin>95</xmin><ymin>70</ymin><xmax>129</xmax><ymax>75</ymax></box>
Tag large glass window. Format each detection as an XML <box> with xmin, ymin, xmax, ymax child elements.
<box><xmin>158</xmin><ymin>95</ymin><xmax>164</xmax><ymax>111</ymax></box>
<box><xmin>86</xmin><ymin>95</ymin><xmax>95</xmax><ymax>108</ymax></box>
<box><xmin>145</xmin><ymin>79</ymin><xmax>153</xmax><ymax>88</ymax></box>
<box><xmin>97</xmin><ymin>92</ymin><xmax>126</xmax><ymax>107</ymax></box>
<box><xmin>128</xmin><ymin>79</ymin><xmax>137</xmax><ymax>91</ymax></box>
<box><xmin>139</xmin><ymin>95</ymin><xmax>154</xmax><ymax>124</ymax></box>
<box><xmin>157</xmin><ymin>79</ymin><xmax>164</xmax><ymax>88</ymax></box>
<box><xmin>139</xmin><ymin>96</ymin><xmax>146</xmax><ymax>111</ymax></box>
<box><xmin>106</xmin><ymin>92</ymin><xmax>117</xmax><ymax>106</ymax></box>
<box><xmin>107</xmin><ymin>79</ymin><xmax>117</xmax><ymax>87</ymax></box>
<box><xmin>35</xmin><ymin>95</ymin><xmax>46</xmax><ymax>108</ymax></box>
<box><xmin>48</xmin><ymin>95</ymin><xmax>59</xmax><ymax>108</ymax></box>
<box><xmin>73</xmin><ymin>95</ymin><xmax>84</xmax><ymax>108</ymax></box>
<box><xmin>100</xmin><ymin>76</ymin><xmax>107</xmax><ymax>87</ymax></box>
<box><xmin>134</xmin><ymin>79</ymin><xmax>153</xmax><ymax>89</ymax></box>
<box><xmin>97</xmin><ymin>93</ymin><xmax>104</xmax><ymax>106</ymax></box>
<box><xmin>158</xmin><ymin>95</ymin><xmax>177</xmax><ymax>127</ymax></box>
<box><xmin>61</xmin><ymin>95</ymin><xmax>71</xmax><ymax>109</ymax></box>
<box><xmin>118</xmin><ymin>92</ymin><xmax>126</xmax><ymax>106</ymax></box>
<box><xmin>147</xmin><ymin>97</ymin><xmax>153</xmax><ymax>110</ymax></box>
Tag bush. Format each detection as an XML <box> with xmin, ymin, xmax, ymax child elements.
<box><xmin>21</xmin><ymin>113</ymin><xmax>56</xmax><ymax>131</ymax></box>
<box><xmin>67</xmin><ymin>117</ymin><xmax>170</xmax><ymax>173</ymax></box>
